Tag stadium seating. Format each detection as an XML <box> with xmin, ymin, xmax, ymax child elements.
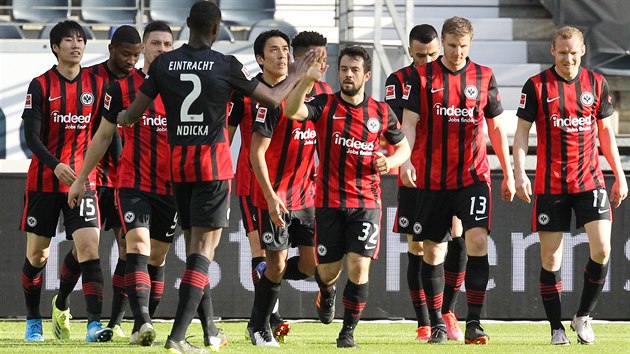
<box><xmin>248</xmin><ymin>19</ymin><xmax>298</xmax><ymax>41</ymax></box>
<box><xmin>11</xmin><ymin>0</ymin><xmax>70</xmax><ymax>23</ymax></box>
<box><xmin>39</xmin><ymin>22</ymin><xmax>95</xmax><ymax>40</ymax></box>
<box><xmin>149</xmin><ymin>0</ymin><xmax>199</xmax><ymax>25</ymax></box>
<box><xmin>80</xmin><ymin>0</ymin><xmax>137</xmax><ymax>24</ymax></box>
<box><xmin>0</xmin><ymin>23</ymin><xmax>25</xmax><ymax>39</ymax></box>
<box><xmin>178</xmin><ymin>23</ymin><xmax>235</xmax><ymax>43</ymax></box>
<box><xmin>220</xmin><ymin>0</ymin><xmax>275</xmax><ymax>27</ymax></box>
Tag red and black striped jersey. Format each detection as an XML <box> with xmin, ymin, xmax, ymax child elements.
<box><xmin>305</xmin><ymin>93</ymin><xmax>404</xmax><ymax>208</ymax></box>
<box><xmin>102</xmin><ymin>68</ymin><xmax>172</xmax><ymax>195</ymax></box>
<box><xmin>22</xmin><ymin>66</ymin><xmax>105</xmax><ymax>192</ymax></box>
<box><xmin>85</xmin><ymin>61</ymin><xmax>124</xmax><ymax>188</ymax></box>
<box><xmin>516</xmin><ymin>66</ymin><xmax>614</xmax><ymax>194</ymax></box>
<box><xmin>140</xmin><ymin>44</ymin><xmax>259</xmax><ymax>182</ymax></box>
<box><xmin>309</xmin><ymin>80</ymin><xmax>333</xmax><ymax>97</ymax></box>
<box><xmin>228</xmin><ymin>75</ymin><xmax>261</xmax><ymax>197</ymax></box>
<box><xmin>251</xmin><ymin>100</ymin><xmax>316</xmax><ymax>210</ymax></box>
<box><xmin>402</xmin><ymin>57</ymin><xmax>503</xmax><ymax>190</ymax></box>
<box><xmin>385</xmin><ymin>63</ymin><xmax>415</xmax><ymax>121</ymax></box>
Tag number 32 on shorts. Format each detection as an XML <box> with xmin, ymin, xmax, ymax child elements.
<box><xmin>359</xmin><ymin>222</ymin><xmax>379</xmax><ymax>250</ymax></box>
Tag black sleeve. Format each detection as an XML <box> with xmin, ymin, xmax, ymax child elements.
<box><xmin>597</xmin><ymin>77</ymin><xmax>615</xmax><ymax>119</ymax></box>
<box><xmin>401</xmin><ymin>69</ymin><xmax>420</xmax><ymax>115</ymax></box>
<box><xmin>228</xmin><ymin>56</ymin><xmax>259</xmax><ymax>97</ymax></box>
<box><xmin>102</xmin><ymin>81</ymin><xmax>124</xmax><ymax>124</ymax></box>
<box><xmin>383</xmin><ymin>104</ymin><xmax>405</xmax><ymax>145</ymax></box>
<box><xmin>139</xmin><ymin>56</ymin><xmax>161</xmax><ymax>99</ymax></box>
<box><xmin>515</xmin><ymin>78</ymin><xmax>538</xmax><ymax>123</ymax></box>
<box><xmin>304</xmin><ymin>94</ymin><xmax>328</xmax><ymax>122</ymax></box>
<box><xmin>228</xmin><ymin>90</ymin><xmax>245</xmax><ymax>127</ymax></box>
<box><xmin>24</xmin><ymin>115</ymin><xmax>60</xmax><ymax>170</ymax></box>
<box><xmin>22</xmin><ymin>79</ymin><xmax>61</xmax><ymax>170</ymax></box>
<box><xmin>384</xmin><ymin>73</ymin><xmax>404</xmax><ymax>121</ymax></box>
<box><xmin>484</xmin><ymin>74</ymin><xmax>504</xmax><ymax>119</ymax></box>
<box><xmin>252</xmin><ymin>106</ymin><xmax>280</xmax><ymax>138</ymax></box>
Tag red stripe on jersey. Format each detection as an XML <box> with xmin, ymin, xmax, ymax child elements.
<box><xmin>170</xmin><ymin>143</ymin><xmax>233</xmax><ymax>183</ymax></box>
<box><xmin>252</xmin><ymin>102</ymin><xmax>316</xmax><ymax>210</ymax></box>
<box><xmin>26</xmin><ymin>68</ymin><xmax>103</xmax><ymax>192</ymax></box>
<box><xmin>86</xmin><ymin>62</ymin><xmax>121</xmax><ymax>187</ymax></box>
<box><xmin>313</xmin><ymin>94</ymin><xmax>392</xmax><ymax>208</ymax></box>
<box><xmin>310</xmin><ymin>81</ymin><xmax>334</xmax><ymax>96</ymax></box>
<box><xmin>115</xmin><ymin>70</ymin><xmax>172</xmax><ymax>195</ymax></box>
<box><xmin>530</xmin><ymin>68</ymin><xmax>606</xmax><ymax>194</ymax></box>
<box><xmin>408</xmin><ymin>60</ymin><xmax>495</xmax><ymax>190</ymax></box>
<box><xmin>233</xmin><ymin>95</ymin><xmax>255</xmax><ymax>196</ymax></box>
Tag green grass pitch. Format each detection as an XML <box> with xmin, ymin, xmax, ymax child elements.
<box><xmin>1</xmin><ymin>320</ymin><xmax>629</xmax><ymax>353</ymax></box>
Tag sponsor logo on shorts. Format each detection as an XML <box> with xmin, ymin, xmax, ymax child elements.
<box><xmin>537</xmin><ymin>213</ymin><xmax>550</xmax><ymax>225</ymax></box>
<box><xmin>398</xmin><ymin>216</ymin><xmax>409</xmax><ymax>228</ymax></box>
<box><xmin>27</xmin><ymin>216</ymin><xmax>37</xmax><ymax>227</ymax></box>
<box><xmin>124</xmin><ymin>211</ymin><xmax>135</xmax><ymax>223</ymax></box>
<box><xmin>475</xmin><ymin>215</ymin><xmax>489</xmax><ymax>221</ymax></box>
<box><xmin>598</xmin><ymin>208</ymin><xmax>609</xmax><ymax>214</ymax></box>
<box><xmin>317</xmin><ymin>244</ymin><xmax>327</xmax><ymax>256</ymax></box>
<box><xmin>262</xmin><ymin>232</ymin><xmax>273</xmax><ymax>244</ymax></box>
<box><xmin>413</xmin><ymin>222</ymin><xmax>422</xmax><ymax>234</ymax></box>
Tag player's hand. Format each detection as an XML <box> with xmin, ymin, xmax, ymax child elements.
<box><xmin>514</xmin><ymin>173</ymin><xmax>532</xmax><ymax>203</ymax></box>
<box><xmin>306</xmin><ymin>60</ymin><xmax>328</xmax><ymax>82</ymax></box>
<box><xmin>373</xmin><ymin>151</ymin><xmax>390</xmax><ymax>174</ymax></box>
<box><xmin>399</xmin><ymin>160</ymin><xmax>417</xmax><ymax>188</ymax></box>
<box><xmin>266</xmin><ymin>193</ymin><xmax>289</xmax><ymax>228</ymax></box>
<box><xmin>67</xmin><ymin>179</ymin><xmax>85</xmax><ymax>209</ymax></box>
<box><xmin>54</xmin><ymin>163</ymin><xmax>77</xmax><ymax>187</ymax></box>
<box><xmin>117</xmin><ymin>110</ymin><xmax>129</xmax><ymax>126</ymax></box>
<box><xmin>610</xmin><ymin>178</ymin><xmax>628</xmax><ymax>208</ymax></box>
<box><xmin>291</xmin><ymin>48</ymin><xmax>320</xmax><ymax>79</ymax></box>
<box><xmin>502</xmin><ymin>175</ymin><xmax>516</xmax><ymax>202</ymax></box>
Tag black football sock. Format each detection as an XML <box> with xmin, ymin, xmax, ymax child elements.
<box><xmin>147</xmin><ymin>264</ymin><xmax>165</xmax><ymax>317</ymax></box>
<box><xmin>198</xmin><ymin>281</ymin><xmax>219</xmax><ymax>337</ymax></box>
<box><xmin>125</xmin><ymin>253</ymin><xmax>151</xmax><ymax>332</ymax></box>
<box><xmin>22</xmin><ymin>258</ymin><xmax>45</xmax><ymax>319</ymax></box>
<box><xmin>56</xmin><ymin>250</ymin><xmax>81</xmax><ymax>311</ymax></box>
<box><xmin>169</xmin><ymin>254</ymin><xmax>209</xmax><ymax>342</ymax></box>
<box><xmin>540</xmin><ymin>268</ymin><xmax>563</xmax><ymax>331</ymax></box>
<box><xmin>465</xmin><ymin>255</ymin><xmax>488</xmax><ymax>323</ymax></box>
<box><xmin>252</xmin><ymin>275</ymin><xmax>281</xmax><ymax>331</ymax></box>
<box><xmin>314</xmin><ymin>267</ymin><xmax>335</xmax><ymax>297</ymax></box>
<box><xmin>283</xmin><ymin>256</ymin><xmax>309</xmax><ymax>280</ymax></box>
<box><xmin>407</xmin><ymin>253</ymin><xmax>430</xmax><ymax>327</ymax></box>
<box><xmin>340</xmin><ymin>281</ymin><xmax>368</xmax><ymax>337</ymax></box>
<box><xmin>107</xmin><ymin>258</ymin><xmax>127</xmax><ymax>328</ymax></box>
<box><xmin>421</xmin><ymin>261</ymin><xmax>445</xmax><ymax>327</ymax></box>
<box><xmin>80</xmin><ymin>259</ymin><xmax>104</xmax><ymax>323</ymax></box>
<box><xmin>442</xmin><ymin>237</ymin><xmax>466</xmax><ymax>314</ymax></box>
<box><xmin>577</xmin><ymin>259</ymin><xmax>608</xmax><ymax>317</ymax></box>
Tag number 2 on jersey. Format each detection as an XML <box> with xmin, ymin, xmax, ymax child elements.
<box><xmin>180</xmin><ymin>74</ymin><xmax>203</xmax><ymax>122</ymax></box>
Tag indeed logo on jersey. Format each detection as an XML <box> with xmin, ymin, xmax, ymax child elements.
<box><xmin>551</xmin><ymin>114</ymin><xmax>593</xmax><ymax>132</ymax></box>
<box><xmin>292</xmin><ymin>127</ymin><xmax>316</xmax><ymax>145</ymax></box>
<box><xmin>142</xmin><ymin>114</ymin><xmax>168</xmax><ymax>132</ymax></box>
<box><xmin>52</xmin><ymin>110</ymin><xmax>91</xmax><ymax>129</ymax></box>
<box><xmin>333</xmin><ymin>131</ymin><xmax>375</xmax><ymax>156</ymax></box>
<box><xmin>433</xmin><ymin>103</ymin><xmax>474</xmax><ymax>123</ymax></box>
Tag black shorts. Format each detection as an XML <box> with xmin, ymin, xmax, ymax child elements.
<box><xmin>258</xmin><ymin>207</ymin><xmax>315</xmax><ymax>251</ymax></box>
<box><xmin>97</xmin><ymin>186</ymin><xmax>121</xmax><ymax>231</ymax></box>
<box><xmin>173</xmin><ymin>180</ymin><xmax>230</xmax><ymax>230</ymax></box>
<box><xmin>238</xmin><ymin>195</ymin><xmax>258</xmax><ymax>234</ymax></box>
<box><xmin>533</xmin><ymin>188</ymin><xmax>612</xmax><ymax>232</ymax></box>
<box><xmin>315</xmin><ymin>208</ymin><xmax>381</xmax><ymax>264</ymax></box>
<box><xmin>116</xmin><ymin>188</ymin><xmax>178</xmax><ymax>244</ymax></box>
<box><xmin>21</xmin><ymin>190</ymin><xmax>100</xmax><ymax>239</ymax></box>
<box><xmin>395</xmin><ymin>182</ymin><xmax>492</xmax><ymax>243</ymax></box>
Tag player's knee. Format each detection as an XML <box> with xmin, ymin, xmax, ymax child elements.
<box><xmin>26</xmin><ymin>252</ymin><xmax>48</xmax><ymax>268</ymax></box>
<box><xmin>591</xmin><ymin>247</ymin><xmax>610</xmax><ymax>264</ymax></box>
<box><xmin>407</xmin><ymin>241</ymin><xmax>424</xmax><ymax>255</ymax></box>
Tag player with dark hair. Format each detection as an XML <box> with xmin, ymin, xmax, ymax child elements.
<box><xmin>68</xmin><ymin>21</ymin><xmax>179</xmax><ymax>347</ymax></box>
<box><xmin>386</xmin><ymin>23</ymin><xmax>466</xmax><ymax>342</ymax></box>
<box><xmin>115</xmin><ymin>2</ymin><xmax>318</xmax><ymax>352</ymax></box>
<box><xmin>242</xmin><ymin>29</ymin><xmax>318</xmax><ymax>346</ymax></box>
<box><xmin>291</xmin><ymin>31</ymin><xmax>333</xmax><ymax>96</ymax></box>
<box><xmin>513</xmin><ymin>26</ymin><xmax>627</xmax><ymax>345</ymax></box>
<box><xmin>284</xmin><ymin>45</ymin><xmax>411</xmax><ymax>348</ymax></box>
<box><xmin>399</xmin><ymin>16</ymin><xmax>515</xmax><ymax>344</ymax></box>
<box><xmin>52</xmin><ymin>25</ymin><xmax>144</xmax><ymax>340</ymax></box>
<box><xmin>228</xmin><ymin>29</ymin><xmax>294</xmax><ymax>345</ymax></box>
<box><xmin>20</xmin><ymin>20</ymin><xmax>112</xmax><ymax>343</ymax></box>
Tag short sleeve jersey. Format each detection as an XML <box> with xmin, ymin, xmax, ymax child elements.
<box><xmin>516</xmin><ymin>66</ymin><xmax>614</xmax><ymax>194</ymax></box>
<box><xmin>84</xmin><ymin>61</ymin><xmax>123</xmax><ymax>188</ymax></box>
<box><xmin>103</xmin><ymin>68</ymin><xmax>172</xmax><ymax>195</ymax></box>
<box><xmin>305</xmin><ymin>92</ymin><xmax>404</xmax><ymax>208</ymax></box>
<box><xmin>22</xmin><ymin>66</ymin><xmax>105</xmax><ymax>192</ymax></box>
<box><xmin>251</xmin><ymin>99</ymin><xmax>317</xmax><ymax>211</ymax></box>
<box><xmin>384</xmin><ymin>63</ymin><xmax>415</xmax><ymax>121</ymax></box>
<box><xmin>140</xmin><ymin>44</ymin><xmax>258</xmax><ymax>182</ymax></box>
<box><xmin>402</xmin><ymin>57</ymin><xmax>503</xmax><ymax>190</ymax></box>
